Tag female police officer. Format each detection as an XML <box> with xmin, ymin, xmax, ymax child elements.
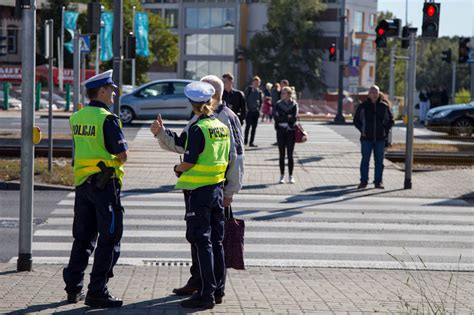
<box><xmin>173</xmin><ymin>81</ymin><xmax>230</xmax><ymax>309</ymax></box>
<box><xmin>63</xmin><ymin>70</ymin><xmax>128</xmax><ymax>308</ymax></box>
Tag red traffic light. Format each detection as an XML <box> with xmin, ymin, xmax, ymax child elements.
<box><xmin>426</xmin><ymin>4</ymin><xmax>437</xmax><ymax>17</ymax></box>
<box><xmin>329</xmin><ymin>47</ymin><xmax>336</xmax><ymax>54</ymax></box>
<box><xmin>377</xmin><ymin>28</ymin><xmax>385</xmax><ymax>36</ymax></box>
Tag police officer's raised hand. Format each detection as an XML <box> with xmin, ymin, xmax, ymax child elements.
<box><xmin>151</xmin><ymin>115</ymin><xmax>164</xmax><ymax>136</ymax></box>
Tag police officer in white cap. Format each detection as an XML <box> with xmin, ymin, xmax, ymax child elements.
<box><xmin>172</xmin><ymin>81</ymin><xmax>230</xmax><ymax>309</ymax></box>
<box><xmin>63</xmin><ymin>70</ymin><xmax>128</xmax><ymax>308</ymax></box>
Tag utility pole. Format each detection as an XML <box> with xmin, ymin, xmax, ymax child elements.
<box><xmin>17</xmin><ymin>0</ymin><xmax>36</xmax><ymax>272</ymax></box>
<box><xmin>112</xmin><ymin>0</ymin><xmax>123</xmax><ymax>116</ymax></box>
<box><xmin>81</xmin><ymin>51</ymin><xmax>86</xmax><ymax>105</ymax></box>
<box><xmin>451</xmin><ymin>63</ymin><xmax>456</xmax><ymax>103</ymax></box>
<box><xmin>334</xmin><ymin>0</ymin><xmax>346</xmax><ymax>123</ymax></box>
<box><xmin>73</xmin><ymin>29</ymin><xmax>80</xmax><ymax>112</ymax></box>
<box><xmin>46</xmin><ymin>20</ymin><xmax>54</xmax><ymax>172</ymax></box>
<box><xmin>59</xmin><ymin>6</ymin><xmax>65</xmax><ymax>92</ymax></box>
<box><xmin>389</xmin><ymin>46</ymin><xmax>396</xmax><ymax>102</ymax></box>
<box><xmin>131</xmin><ymin>5</ymin><xmax>136</xmax><ymax>89</ymax></box>
<box><xmin>95</xmin><ymin>31</ymin><xmax>100</xmax><ymax>75</ymax></box>
<box><xmin>404</xmin><ymin>28</ymin><xmax>417</xmax><ymax>190</ymax></box>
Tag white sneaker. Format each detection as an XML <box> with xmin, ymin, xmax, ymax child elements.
<box><xmin>288</xmin><ymin>176</ymin><xmax>295</xmax><ymax>184</ymax></box>
<box><xmin>279</xmin><ymin>175</ymin><xmax>285</xmax><ymax>184</ymax></box>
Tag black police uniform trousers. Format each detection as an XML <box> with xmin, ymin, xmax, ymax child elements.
<box><xmin>63</xmin><ymin>175</ymin><xmax>124</xmax><ymax>295</ymax></box>
<box><xmin>184</xmin><ymin>183</ymin><xmax>226</xmax><ymax>301</ymax></box>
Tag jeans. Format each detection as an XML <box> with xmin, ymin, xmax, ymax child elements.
<box><xmin>360</xmin><ymin>140</ymin><xmax>385</xmax><ymax>184</ymax></box>
<box><xmin>277</xmin><ymin>129</ymin><xmax>296</xmax><ymax>176</ymax></box>
<box><xmin>244</xmin><ymin>111</ymin><xmax>259</xmax><ymax>145</ymax></box>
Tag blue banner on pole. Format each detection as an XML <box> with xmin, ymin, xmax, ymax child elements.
<box><xmin>100</xmin><ymin>12</ymin><xmax>114</xmax><ymax>62</ymax></box>
<box><xmin>135</xmin><ymin>12</ymin><xmax>150</xmax><ymax>57</ymax></box>
<box><xmin>64</xmin><ymin>11</ymin><xmax>79</xmax><ymax>54</ymax></box>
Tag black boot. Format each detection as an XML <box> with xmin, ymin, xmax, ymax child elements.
<box><xmin>67</xmin><ymin>291</ymin><xmax>85</xmax><ymax>303</ymax></box>
<box><xmin>85</xmin><ymin>291</ymin><xmax>123</xmax><ymax>308</ymax></box>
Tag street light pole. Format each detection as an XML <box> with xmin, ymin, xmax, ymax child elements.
<box><xmin>73</xmin><ymin>29</ymin><xmax>80</xmax><ymax>112</ymax></box>
<box><xmin>132</xmin><ymin>5</ymin><xmax>136</xmax><ymax>89</ymax></box>
<box><xmin>404</xmin><ymin>28</ymin><xmax>417</xmax><ymax>190</ymax></box>
<box><xmin>59</xmin><ymin>6</ymin><xmax>65</xmax><ymax>92</ymax></box>
<box><xmin>334</xmin><ymin>0</ymin><xmax>346</xmax><ymax>123</ymax></box>
<box><xmin>18</xmin><ymin>0</ymin><xmax>36</xmax><ymax>272</ymax></box>
<box><xmin>112</xmin><ymin>0</ymin><xmax>123</xmax><ymax>117</ymax></box>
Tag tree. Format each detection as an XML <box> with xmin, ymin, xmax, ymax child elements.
<box><xmin>375</xmin><ymin>11</ymin><xmax>406</xmax><ymax>97</ymax></box>
<box><xmin>246</xmin><ymin>0</ymin><xmax>326</xmax><ymax>96</ymax></box>
<box><xmin>39</xmin><ymin>0</ymin><xmax>178</xmax><ymax>85</ymax></box>
<box><xmin>376</xmin><ymin>11</ymin><xmax>470</xmax><ymax>99</ymax></box>
<box><xmin>99</xmin><ymin>0</ymin><xmax>178</xmax><ymax>85</ymax></box>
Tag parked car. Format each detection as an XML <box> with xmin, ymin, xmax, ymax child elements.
<box><xmin>118</xmin><ymin>79</ymin><xmax>193</xmax><ymax>124</ymax></box>
<box><xmin>425</xmin><ymin>102</ymin><xmax>474</xmax><ymax>137</ymax></box>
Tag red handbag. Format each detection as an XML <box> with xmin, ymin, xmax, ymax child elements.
<box><xmin>294</xmin><ymin>122</ymin><xmax>308</xmax><ymax>143</ymax></box>
<box><xmin>223</xmin><ymin>206</ymin><xmax>245</xmax><ymax>270</ymax></box>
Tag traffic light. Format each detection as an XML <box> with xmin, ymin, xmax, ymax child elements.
<box><xmin>458</xmin><ymin>37</ymin><xmax>470</xmax><ymax>64</ymax></box>
<box><xmin>375</xmin><ymin>19</ymin><xmax>401</xmax><ymax>48</ymax></box>
<box><xmin>124</xmin><ymin>32</ymin><xmax>136</xmax><ymax>59</ymax></box>
<box><xmin>441</xmin><ymin>49</ymin><xmax>452</xmax><ymax>64</ymax></box>
<box><xmin>401</xmin><ymin>26</ymin><xmax>410</xmax><ymax>49</ymax></box>
<box><xmin>0</xmin><ymin>35</ymin><xmax>7</xmax><ymax>57</ymax></box>
<box><xmin>328</xmin><ymin>44</ymin><xmax>336</xmax><ymax>61</ymax></box>
<box><xmin>422</xmin><ymin>2</ymin><xmax>440</xmax><ymax>38</ymax></box>
<box><xmin>87</xmin><ymin>1</ymin><xmax>102</xmax><ymax>35</ymax></box>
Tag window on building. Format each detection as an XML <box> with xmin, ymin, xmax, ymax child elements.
<box><xmin>165</xmin><ymin>9</ymin><xmax>179</xmax><ymax>28</ymax></box>
<box><xmin>370</xmin><ymin>66</ymin><xmax>375</xmax><ymax>79</ymax></box>
<box><xmin>185</xmin><ymin>61</ymin><xmax>233</xmax><ymax>80</ymax></box>
<box><xmin>369</xmin><ymin>13</ymin><xmax>376</xmax><ymax>27</ymax></box>
<box><xmin>7</xmin><ymin>26</ymin><xmax>18</xmax><ymax>54</ymax></box>
<box><xmin>354</xmin><ymin>11</ymin><xmax>363</xmax><ymax>32</ymax></box>
<box><xmin>352</xmin><ymin>38</ymin><xmax>361</xmax><ymax>57</ymax></box>
<box><xmin>186</xmin><ymin>7</ymin><xmax>235</xmax><ymax>29</ymax></box>
<box><xmin>185</xmin><ymin>34</ymin><xmax>234</xmax><ymax>56</ymax></box>
<box><xmin>149</xmin><ymin>8</ymin><xmax>163</xmax><ymax>17</ymax></box>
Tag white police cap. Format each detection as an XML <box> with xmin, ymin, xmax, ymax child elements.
<box><xmin>83</xmin><ymin>70</ymin><xmax>118</xmax><ymax>89</ymax></box>
<box><xmin>184</xmin><ymin>81</ymin><xmax>215</xmax><ymax>103</ymax></box>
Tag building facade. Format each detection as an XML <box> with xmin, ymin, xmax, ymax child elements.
<box><xmin>142</xmin><ymin>0</ymin><xmax>377</xmax><ymax>92</ymax></box>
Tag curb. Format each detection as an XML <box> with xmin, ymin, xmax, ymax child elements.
<box><xmin>0</xmin><ymin>181</ymin><xmax>74</xmax><ymax>191</ymax></box>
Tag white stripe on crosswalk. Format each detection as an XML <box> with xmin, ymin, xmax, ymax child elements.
<box><xmin>31</xmin><ymin>242</ymin><xmax>470</xmax><ymax>257</ymax></box>
<box><xmin>56</xmin><ymin>199</ymin><xmax>473</xmax><ymax>213</ymax></box>
<box><xmin>42</xmin><ymin>217</ymin><xmax>474</xmax><ymax>232</ymax></box>
<box><xmin>66</xmin><ymin>191</ymin><xmax>471</xmax><ymax>207</ymax></box>
<box><xmin>50</xmin><ymin>208</ymin><xmax>471</xmax><ymax>223</ymax></box>
<box><xmin>33</xmin><ymin>229</ymin><xmax>473</xmax><ymax>243</ymax></box>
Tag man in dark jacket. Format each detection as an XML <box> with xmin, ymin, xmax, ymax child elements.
<box><xmin>354</xmin><ymin>85</ymin><xmax>394</xmax><ymax>189</ymax></box>
<box><xmin>222</xmin><ymin>73</ymin><xmax>246</xmax><ymax>125</ymax></box>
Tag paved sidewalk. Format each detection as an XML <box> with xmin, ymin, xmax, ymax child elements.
<box><xmin>124</xmin><ymin>122</ymin><xmax>474</xmax><ymax>201</ymax></box>
<box><xmin>0</xmin><ymin>263</ymin><xmax>472</xmax><ymax>314</ymax></box>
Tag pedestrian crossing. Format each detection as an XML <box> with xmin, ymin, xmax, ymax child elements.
<box><xmin>11</xmin><ymin>192</ymin><xmax>474</xmax><ymax>271</ymax></box>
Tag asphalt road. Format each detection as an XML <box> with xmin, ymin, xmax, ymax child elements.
<box><xmin>0</xmin><ymin>191</ymin><xmax>70</xmax><ymax>262</ymax></box>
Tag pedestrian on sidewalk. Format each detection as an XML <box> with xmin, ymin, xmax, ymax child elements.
<box><xmin>354</xmin><ymin>85</ymin><xmax>394</xmax><ymax>189</ymax></box>
<box><xmin>222</xmin><ymin>72</ymin><xmax>247</xmax><ymax>125</ymax></box>
<box><xmin>418</xmin><ymin>88</ymin><xmax>430</xmax><ymax>124</ymax></box>
<box><xmin>170</xmin><ymin>81</ymin><xmax>230</xmax><ymax>309</ymax></box>
<box><xmin>244</xmin><ymin>76</ymin><xmax>264</xmax><ymax>147</ymax></box>
<box><xmin>274</xmin><ymin>86</ymin><xmax>299</xmax><ymax>184</ymax></box>
<box><xmin>63</xmin><ymin>70</ymin><xmax>128</xmax><ymax>308</ymax></box>
<box><xmin>151</xmin><ymin>75</ymin><xmax>244</xmax><ymax>301</ymax></box>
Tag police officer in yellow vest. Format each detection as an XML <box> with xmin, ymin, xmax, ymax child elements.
<box><xmin>173</xmin><ymin>81</ymin><xmax>230</xmax><ymax>309</ymax></box>
<box><xmin>63</xmin><ymin>70</ymin><xmax>128</xmax><ymax>308</ymax></box>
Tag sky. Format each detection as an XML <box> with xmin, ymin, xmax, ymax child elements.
<box><xmin>377</xmin><ymin>0</ymin><xmax>474</xmax><ymax>37</ymax></box>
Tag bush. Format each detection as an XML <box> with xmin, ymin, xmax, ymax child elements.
<box><xmin>454</xmin><ymin>88</ymin><xmax>471</xmax><ymax>104</ymax></box>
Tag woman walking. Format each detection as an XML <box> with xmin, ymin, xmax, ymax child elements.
<box><xmin>274</xmin><ymin>86</ymin><xmax>298</xmax><ymax>184</ymax></box>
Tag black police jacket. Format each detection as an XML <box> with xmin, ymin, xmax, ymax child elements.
<box><xmin>354</xmin><ymin>98</ymin><xmax>394</xmax><ymax>141</ymax></box>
